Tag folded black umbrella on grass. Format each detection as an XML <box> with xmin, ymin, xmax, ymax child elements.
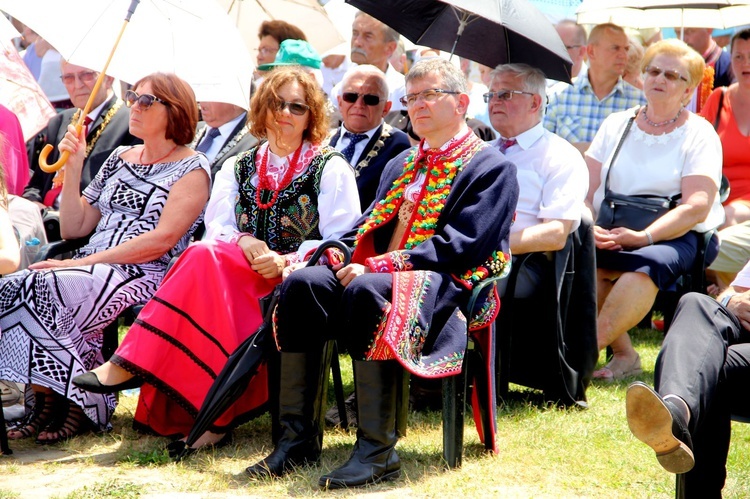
<box><xmin>168</xmin><ymin>240</ymin><xmax>351</xmax><ymax>460</ymax></box>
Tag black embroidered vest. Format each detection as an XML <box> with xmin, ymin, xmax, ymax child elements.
<box><xmin>234</xmin><ymin>146</ymin><xmax>335</xmax><ymax>254</ymax></box>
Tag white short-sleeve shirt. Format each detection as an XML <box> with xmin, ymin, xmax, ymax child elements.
<box><xmin>587</xmin><ymin>108</ymin><xmax>724</xmax><ymax>232</ymax></box>
<box><xmin>495</xmin><ymin>122</ymin><xmax>588</xmax><ymax>233</ymax></box>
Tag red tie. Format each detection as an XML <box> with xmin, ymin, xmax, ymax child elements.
<box><xmin>499</xmin><ymin>138</ymin><xmax>517</xmax><ymax>153</ymax></box>
<box><xmin>83</xmin><ymin>115</ymin><xmax>93</xmax><ymax>137</ymax></box>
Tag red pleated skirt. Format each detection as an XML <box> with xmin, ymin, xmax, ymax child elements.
<box><xmin>112</xmin><ymin>240</ymin><xmax>279</xmax><ymax>437</ymax></box>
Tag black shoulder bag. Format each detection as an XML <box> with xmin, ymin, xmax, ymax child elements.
<box><xmin>595</xmin><ymin>109</ymin><xmax>681</xmax><ymax>231</ymax></box>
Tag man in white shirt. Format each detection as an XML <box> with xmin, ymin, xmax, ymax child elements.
<box><xmin>192</xmin><ymin>101</ymin><xmax>258</xmax><ymax>178</ymax></box>
<box><xmin>331</xmin><ymin>11</ymin><xmax>406</xmax><ymax>112</ymax></box>
<box><xmin>327</xmin><ymin>65</ymin><xmax>411</xmax><ymax>210</ymax></box>
<box><xmin>488</xmin><ymin>63</ymin><xmax>588</xmax><ymax>297</ymax></box>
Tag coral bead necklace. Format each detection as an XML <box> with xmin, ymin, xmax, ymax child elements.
<box><xmin>255</xmin><ymin>142</ymin><xmax>303</xmax><ymax>209</ymax></box>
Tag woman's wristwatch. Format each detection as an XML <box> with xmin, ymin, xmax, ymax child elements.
<box><xmin>720</xmin><ymin>293</ymin><xmax>737</xmax><ymax>308</ymax></box>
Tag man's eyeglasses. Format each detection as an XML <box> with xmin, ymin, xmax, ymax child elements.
<box><xmin>483</xmin><ymin>90</ymin><xmax>535</xmax><ymax>103</ymax></box>
<box><xmin>399</xmin><ymin>88</ymin><xmax>460</xmax><ymax>107</ymax></box>
<box><xmin>564</xmin><ymin>44</ymin><xmax>582</xmax><ymax>50</ymax></box>
<box><xmin>342</xmin><ymin>92</ymin><xmax>382</xmax><ymax>106</ymax></box>
<box><xmin>643</xmin><ymin>65</ymin><xmax>688</xmax><ymax>83</ymax></box>
<box><xmin>124</xmin><ymin>90</ymin><xmax>168</xmax><ymax>109</ymax></box>
<box><xmin>60</xmin><ymin>71</ymin><xmax>98</xmax><ymax>85</ymax></box>
<box><xmin>274</xmin><ymin>99</ymin><xmax>310</xmax><ymax>116</ymax></box>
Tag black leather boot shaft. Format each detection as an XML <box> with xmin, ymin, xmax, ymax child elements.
<box><xmin>319</xmin><ymin>360</ymin><xmax>402</xmax><ymax>489</ymax></box>
<box><xmin>246</xmin><ymin>351</ymin><xmax>327</xmax><ymax>478</ymax></box>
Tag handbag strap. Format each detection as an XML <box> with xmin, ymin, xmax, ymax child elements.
<box><xmin>602</xmin><ymin>108</ymin><xmax>638</xmax><ymax>195</ymax></box>
<box><xmin>713</xmin><ymin>87</ymin><xmax>726</xmax><ymax>131</ymax></box>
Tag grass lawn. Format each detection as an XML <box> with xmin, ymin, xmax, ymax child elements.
<box><xmin>1</xmin><ymin>326</ymin><xmax>749</xmax><ymax>498</ymax></box>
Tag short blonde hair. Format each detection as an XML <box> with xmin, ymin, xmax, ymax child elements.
<box><xmin>641</xmin><ymin>39</ymin><xmax>705</xmax><ymax>89</ymax></box>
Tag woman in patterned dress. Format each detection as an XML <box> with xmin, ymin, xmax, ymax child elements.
<box><xmin>1</xmin><ymin>73</ymin><xmax>211</xmax><ymax>444</ymax></box>
<box><xmin>74</xmin><ymin>67</ymin><xmax>361</xmax><ymax>452</ymax></box>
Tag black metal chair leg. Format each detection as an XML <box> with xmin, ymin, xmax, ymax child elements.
<box><xmin>0</xmin><ymin>405</ymin><xmax>11</xmax><ymax>456</ymax></box>
<box><xmin>442</xmin><ymin>356</ymin><xmax>467</xmax><ymax>468</ymax></box>
<box><xmin>329</xmin><ymin>343</ymin><xmax>348</xmax><ymax>429</ymax></box>
<box><xmin>395</xmin><ymin>370</ymin><xmax>409</xmax><ymax>438</ymax></box>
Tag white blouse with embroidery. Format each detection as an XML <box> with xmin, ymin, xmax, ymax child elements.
<box><xmin>204</xmin><ymin>141</ymin><xmax>362</xmax><ymax>260</ymax></box>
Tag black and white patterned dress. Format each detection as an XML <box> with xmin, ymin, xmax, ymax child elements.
<box><xmin>0</xmin><ymin>146</ymin><xmax>210</xmax><ymax>430</ymax></box>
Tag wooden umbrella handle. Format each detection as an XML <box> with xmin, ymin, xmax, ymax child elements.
<box><xmin>38</xmin><ymin>0</ymin><xmax>141</xmax><ymax>173</ymax></box>
<box><xmin>38</xmin><ymin>121</ymin><xmax>84</xmax><ymax>173</ymax></box>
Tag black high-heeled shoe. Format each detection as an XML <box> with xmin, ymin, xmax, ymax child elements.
<box><xmin>72</xmin><ymin>371</ymin><xmax>143</xmax><ymax>394</ymax></box>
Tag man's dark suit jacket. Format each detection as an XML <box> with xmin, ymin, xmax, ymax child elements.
<box><xmin>192</xmin><ymin>115</ymin><xmax>258</xmax><ymax>179</ymax></box>
<box><xmin>328</xmin><ymin>123</ymin><xmax>411</xmax><ymax>211</ymax></box>
<box><xmin>24</xmin><ymin>95</ymin><xmax>140</xmax><ymax>205</ymax></box>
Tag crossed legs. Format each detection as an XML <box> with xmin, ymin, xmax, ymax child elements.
<box><xmin>627</xmin><ymin>293</ymin><xmax>750</xmax><ymax>497</ymax></box>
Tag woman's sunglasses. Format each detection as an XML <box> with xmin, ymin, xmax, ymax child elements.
<box><xmin>341</xmin><ymin>92</ymin><xmax>382</xmax><ymax>106</ymax></box>
<box><xmin>124</xmin><ymin>90</ymin><xmax>168</xmax><ymax>109</ymax></box>
<box><xmin>274</xmin><ymin>99</ymin><xmax>310</xmax><ymax>116</ymax></box>
<box><xmin>643</xmin><ymin>65</ymin><xmax>688</xmax><ymax>83</ymax></box>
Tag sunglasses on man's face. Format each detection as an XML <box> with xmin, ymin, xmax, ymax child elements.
<box><xmin>341</xmin><ymin>92</ymin><xmax>382</xmax><ymax>106</ymax></box>
<box><xmin>274</xmin><ymin>99</ymin><xmax>310</xmax><ymax>116</ymax></box>
<box><xmin>124</xmin><ymin>90</ymin><xmax>168</xmax><ymax>109</ymax></box>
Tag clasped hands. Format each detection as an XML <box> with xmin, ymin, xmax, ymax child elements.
<box><xmin>594</xmin><ymin>226</ymin><xmax>651</xmax><ymax>251</ymax></box>
<box><xmin>238</xmin><ymin>235</ymin><xmax>285</xmax><ymax>279</ymax></box>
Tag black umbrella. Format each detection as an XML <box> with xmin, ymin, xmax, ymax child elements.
<box><xmin>345</xmin><ymin>0</ymin><xmax>573</xmax><ymax>82</ymax></box>
<box><xmin>168</xmin><ymin>240</ymin><xmax>352</xmax><ymax>460</ymax></box>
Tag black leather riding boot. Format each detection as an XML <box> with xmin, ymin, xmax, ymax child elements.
<box><xmin>246</xmin><ymin>351</ymin><xmax>327</xmax><ymax>478</ymax></box>
<box><xmin>319</xmin><ymin>360</ymin><xmax>402</xmax><ymax>489</ymax></box>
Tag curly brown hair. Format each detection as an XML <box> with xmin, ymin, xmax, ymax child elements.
<box><xmin>249</xmin><ymin>66</ymin><xmax>329</xmax><ymax>147</ymax></box>
<box><xmin>132</xmin><ymin>73</ymin><xmax>199</xmax><ymax>145</ymax></box>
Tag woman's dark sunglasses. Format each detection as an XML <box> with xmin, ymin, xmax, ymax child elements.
<box><xmin>124</xmin><ymin>90</ymin><xmax>168</xmax><ymax>109</ymax></box>
<box><xmin>342</xmin><ymin>92</ymin><xmax>381</xmax><ymax>106</ymax></box>
<box><xmin>274</xmin><ymin>99</ymin><xmax>310</xmax><ymax>116</ymax></box>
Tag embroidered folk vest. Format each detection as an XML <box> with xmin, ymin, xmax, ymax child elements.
<box><xmin>234</xmin><ymin>145</ymin><xmax>337</xmax><ymax>254</ymax></box>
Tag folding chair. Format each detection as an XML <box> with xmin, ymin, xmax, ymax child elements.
<box><xmin>327</xmin><ymin>271</ymin><xmax>506</xmax><ymax>468</ymax></box>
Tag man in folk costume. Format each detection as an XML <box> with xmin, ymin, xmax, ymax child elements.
<box><xmin>245</xmin><ymin>58</ymin><xmax>519</xmax><ymax>488</ymax></box>
<box><xmin>24</xmin><ymin>61</ymin><xmax>140</xmax><ymax>212</ymax></box>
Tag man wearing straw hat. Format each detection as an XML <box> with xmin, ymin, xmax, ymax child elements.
<box><xmin>23</xmin><ymin>61</ymin><xmax>139</xmax><ymax>238</ymax></box>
